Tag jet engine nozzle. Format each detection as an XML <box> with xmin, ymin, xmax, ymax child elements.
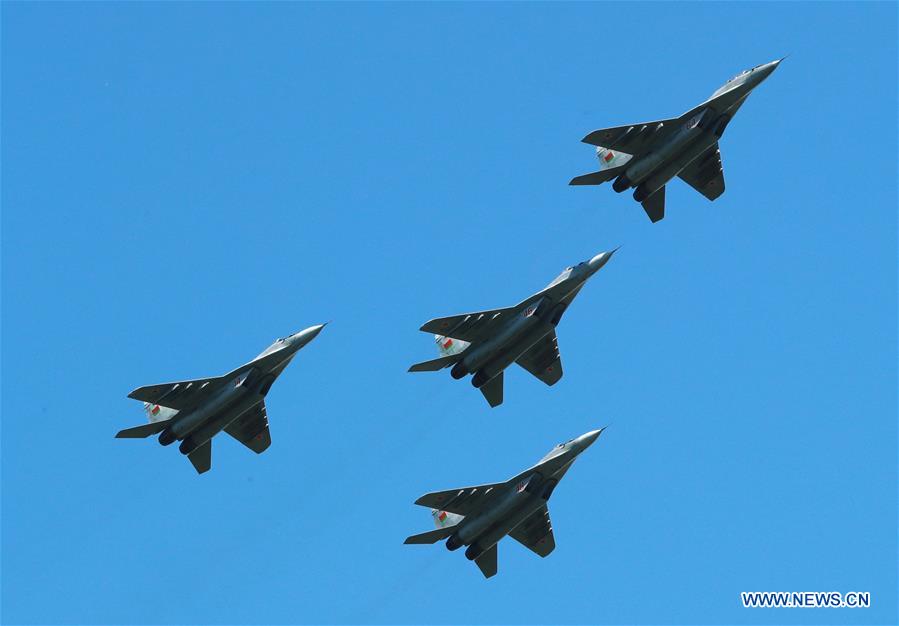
<box><xmin>464</xmin><ymin>543</ymin><xmax>484</xmax><ymax>561</ymax></box>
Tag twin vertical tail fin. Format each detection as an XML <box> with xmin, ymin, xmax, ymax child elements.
<box><xmin>408</xmin><ymin>334</ymin><xmax>471</xmax><ymax>372</ymax></box>
<box><xmin>403</xmin><ymin>509</ymin><xmax>463</xmax><ymax>545</ymax></box>
<box><xmin>435</xmin><ymin>335</ymin><xmax>470</xmax><ymax>357</ymax></box>
<box><xmin>479</xmin><ymin>371</ymin><xmax>504</xmax><ymax>408</ymax></box>
<box><xmin>117</xmin><ymin>398</ymin><xmax>210</xmax><ymax>474</ymax></box>
<box><xmin>115</xmin><ymin>402</ymin><xmax>179</xmax><ymax>439</ymax></box>
<box><xmin>187</xmin><ymin>440</ymin><xmax>212</xmax><ymax>474</ymax></box>
<box><xmin>475</xmin><ymin>544</ymin><xmax>498</xmax><ymax>578</ymax></box>
<box><xmin>641</xmin><ymin>186</ymin><xmax>666</xmax><ymax>222</ymax></box>
<box><xmin>432</xmin><ymin>509</ymin><xmax>463</xmax><ymax>528</ymax></box>
<box><xmin>144</xmin><ymin>402</ymin><xmax>178</xmax><ymax>423</ymax></box>
<box><xmin>569</xmin><ymin>146</ymin><xmax>633</xmax><ymax>186</ymax></box>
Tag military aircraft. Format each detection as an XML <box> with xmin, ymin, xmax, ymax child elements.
<box><xmin>116</xmin><ymin>324</ymin><xmax>327</xmax><ymax>474</ymax></box>
<box><xmin>408</xmin><ymin>249</ymin><xmax>615</xmax><ymax>407</ymax></box>
<box><xmin>570</xmin><ymin>58</ymin><xmax>784</xmax><ymax>222</ymax></box>
<box><xmin>404</xmin><ymin>428</ymin><xmax>605</xmax><ymax>578</ymax></box>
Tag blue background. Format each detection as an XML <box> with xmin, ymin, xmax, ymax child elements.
<box><xmin>2</xmin><ymin>3</ymin><xmax>896</xmax><ymax>625</ymax></box>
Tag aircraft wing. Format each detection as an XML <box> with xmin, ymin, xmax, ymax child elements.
<box><xmin>128</xmin><ymin>377</ymin><xmax>226</xmax><ymax>411</ymax></box>
<box><xmin>419</xmin><ymin>307</ymin><xmax>517</xmax><ymax>344</ymax></box>
<box><xmin>509</xmin><ymin>503</ymin><xmax>555</xmax><ymax>558</ymax></box>
<box><xmin>581</xmin><ymin>118</ymin><xmax>680</xmax><ymax>157</ymax></box>
<box><xmin>414</xmin><ymin>482</ymin><xmax>507</xmax><ymax>516</ymax></box>
<box><xmin>516</xmin><ymin>330</ymin><xmax>562</xmax><ymax>386</ymax></box>
<box><xmin>224</xmin><ymin>401</ymin><xmax>271</xmax><ymax>454</ymax></box>
<box><xmin>678</xmin><ymin>142</ymin><xmax>725</xmax><ymax>201</ymax></box>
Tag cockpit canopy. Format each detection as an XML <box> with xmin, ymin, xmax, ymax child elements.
<box><xmin>726</xmin><ymin>67</ymin><xmax>753</xmax><ymax>84</ymax></box>
<box><xmin>724</xmin><ymin>61</ymin><xmax>774</xmax><ymax>86</ymax></box>
<box><xmin>710</xmin><ymin>64</ymin><xmax>762</xmax><ymax>99</ymax></box>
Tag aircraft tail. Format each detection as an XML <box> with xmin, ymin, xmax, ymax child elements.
<box><xmin>641</xmin><ymin>186</ymin><xmax>666</xmax><ymax>222</ymax></box>
<box><xmin>475</xmin><ymin>544</ymin><xmax>498</xmax><ymax>578</ymax></box>
<box><xmin>115</xmin><ymin>420</ymin><xmax>171</xmax><ymax>439</ymax></box>
<box><xmin>408</xmin><ymin>353</ymin><xmax>462</xmax><ymax>373</ymax></box>
<box><xmin>404</xmin><ymin>525</ymin><xmax>457</xmax><ymax>545</ymax></box>
<box><xmin>570</xmin><ymin>167</ymin><xmax>624</xmax><ymax>186</ymax></box>
<box><xmin>144</xmin><ymin>402</ymin><xmax>178</xmax><ymax>423</ymax></box>
<box><xmin>479</xmin><ymin>371</ymin><xmax>504</xmax><ymax>408</ymax></box>
<box><xmin>569</xmin><ymin>146</ymin><xmax>633</xmax><ymax>186</ymax></box>
<box><xmin>187</xmin><ymin>440</ymin><xmax>212</xmax><ymax>474</ymax></box>
<box><xmin>435</xmin><ymin>334</ymin><xmax>469</xmax><ymax>357</ymax></box>
<box><xmin>432</xmin><ymin>508</ymin><xmax>464</xmax><ymax>529</ymax></box>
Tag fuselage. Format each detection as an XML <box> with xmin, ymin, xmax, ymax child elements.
<box><xmin>451</xmin><ymin>471</ymin><xmax>549</xmax><ymax>559</ymax></box>
<box><xmin>167</xmin><ymin>372</ymin><xmax>264</xmax><ymax>453</ymax></box>
<box><xmin>623</xmin><ymin>107</ymin><xmax>723</xmax><ymax>197</ymax></box>
<box><xmin>460</xmin><ymin>302</ymin><xmax>555</xmax><ymax>381</ymax></box>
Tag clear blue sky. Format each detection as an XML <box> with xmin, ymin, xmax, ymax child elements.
<box><xmin>2</xmin><ymin>3</ymin><xmax>896</xmax><ymax>625</ymax></box>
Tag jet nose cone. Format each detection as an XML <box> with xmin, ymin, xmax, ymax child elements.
<box><xmin>292</xmin><ymin>322</ymin><xmax>328</xmax><ymax>347</ymax></box>
<box><xmin>755</xmin><ymin>57</ymin><xmax>784</xmax><ymax>82</ymax></box>
<box><xmin>587</xmin><ymin>247</ymin><xmax>618</xmax><ymax>274</ymax></box>
<box><xmin>579</xmin><ymin>427</ymin><xmax>606</xmax><ymax>449</ymax></box>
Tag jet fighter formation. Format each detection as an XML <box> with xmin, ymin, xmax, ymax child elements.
<box><xmin>116</xmin><ymin>324</ymin><xmax>326</xmax><ymax>473</ymax></box>
<box><xmin>409</xmin><ymin>249</ymin><xmax>616</xmax><ymax>407</ymax></box>
<box><xmin>115</xmin><ymin>59</ymin><xmax>783</xmax><ymax>582</ymax></box>
<box><xmin>571</xmin><ymin>59</ymin><xmax>783</xmax><ymax>221</ymax></box>
<box><xmin>405</xmin><ymin>428</ymin><xmax>604</xmax><ymax>578</ymax></box>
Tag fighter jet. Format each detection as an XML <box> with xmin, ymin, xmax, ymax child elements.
<box><xmin>116</xmin><ymin>324</ymin><xmax>327</xmax><ymax>474</ymax></box>
<box><xmin>408</xmin><ymin>249</ymin><xmax>615</xmax><ymax>407</ymax></box>
<box><xmin>404</xmin><ymin>428</ymin><xmax>605</xmax><ymax>578</ymax></box>
<box><xmin>570</xmin><ymin>58</ymin><xmax>784</xmax><ymax>222</ymax></box>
